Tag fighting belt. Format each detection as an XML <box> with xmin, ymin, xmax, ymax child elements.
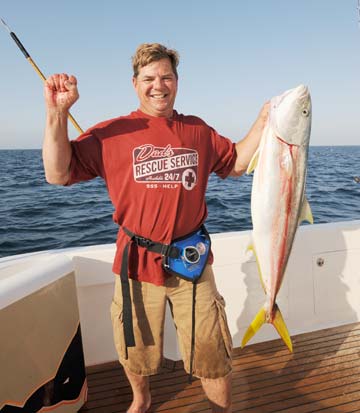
<box><xmin>120</xmin><ymin>225</ymin><xmax>211</xmax><ymax>381</ymax></box>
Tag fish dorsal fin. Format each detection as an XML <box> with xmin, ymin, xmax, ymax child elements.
<box><xmin>299</xmin><ymin>197</ymin><xmax>313</xmax><ymax>224</ymax></box>
<box><xmin>246</xmin><ymin>147</ymin><xmax>260</xmax><ymax>175</ymax></box>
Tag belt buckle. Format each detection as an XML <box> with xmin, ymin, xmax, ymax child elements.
<box><xmin>136</xmin><ymin>236</ymin><xmax>153</xmax><ymax>248</ymax></box>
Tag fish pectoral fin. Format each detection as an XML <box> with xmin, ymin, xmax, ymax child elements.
<box><xmin>299</xmin><ymin>197</ymin><xmax>314</xmax><ymax>224</ymax></box>
<box><xmin>241</xmin><ymin>306</ymin><xmax>266</xmax><ymax>348</ymax></box>
<box><xmin>246</xmin><ymin>147</ymin><xmax>260</xmax><ymax>174</ymax></box>
<box><xmin>272</xmin><ymin>304</ymin><xmax>293</xmax><ymax>352</ymax></box>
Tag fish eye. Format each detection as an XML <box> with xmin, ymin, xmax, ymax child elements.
<box><xmin>302</xmin><ymin>108</ymin><xmax>309</xmax><ymax>117</ymax></box>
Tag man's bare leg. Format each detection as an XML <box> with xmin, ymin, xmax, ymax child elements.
<box><xmin>124</xmin><ymin>367</ymin><xmax>151</xmax><ymax>413</ymax></box>
<box><xmin>201</xmin><ymin>373</ymin><xmax>232</xmax><ymax>413</ymax></box>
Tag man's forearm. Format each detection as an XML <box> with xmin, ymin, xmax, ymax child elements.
<box><xmin>231</xmin><ymin>102</ymin><xmax>269</xmax><ymax>177</ymax></box>
<box><xmin>42</xmin><ymin>110</ymin><xmax>72</xmax><ymax>185</ymax></box>
<box><xmin>232</xmin><ymin>119</ymin><xmax>265</xmax><ymax>176</ymax></box>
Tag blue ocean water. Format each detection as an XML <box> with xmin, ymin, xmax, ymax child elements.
<box><xmin>0</xmin><ymin>147</ymin><xmax>359</xmax><ymax>259</ymax></box>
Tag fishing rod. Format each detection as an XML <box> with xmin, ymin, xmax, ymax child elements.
<box><xmin>1</xmin><ymin>18</ymin><xmax>84</xmax><ymax>134</ymax></box>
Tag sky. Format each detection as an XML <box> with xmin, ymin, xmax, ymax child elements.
<box><xmin>0</xmin><ymin>0</ymin><xmax>359</xmax><ymax>149</ymax></box>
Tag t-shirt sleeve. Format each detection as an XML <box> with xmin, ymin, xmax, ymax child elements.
<box><xmin>209</xmin><ymin>128</ymin><xmax>237</xmax><ymax>179</ymax></box>
<box><xmin>66</xmin><ymin>130</ymin><xmax>105</xmax><ymax>185</ymax></box>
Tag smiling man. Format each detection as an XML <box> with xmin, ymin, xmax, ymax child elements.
<box><xmin>133</xmin><ymin>57</ymin><xmax>178</xmax><ymax>118</ymax></box>
<box><xmin>42</xmin><ymin>43</ymin><xmax>268</xmax><ymax>413</ymax></box>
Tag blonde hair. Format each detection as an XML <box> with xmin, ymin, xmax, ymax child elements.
<box><xmin>132</xmin><ymin>43</ymin><xmax>179</xmax><ymax>79</ymax></box>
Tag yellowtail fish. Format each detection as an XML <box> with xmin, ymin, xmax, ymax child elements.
<box><xmin>242</xmin><ymin>84</ymin><xmax>313</xmax><ymax>352</ymax></box>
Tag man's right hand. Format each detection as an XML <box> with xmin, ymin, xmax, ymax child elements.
<box><xmin>44</xmin><ymin>74</ymin><xmax>79</xmax><ymax>112</ymax></box>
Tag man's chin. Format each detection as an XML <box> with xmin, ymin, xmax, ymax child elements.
<box><xmin>152</xmin><ymin>105</ymin><xmax>173</xmax><ymax>117</ymax></box>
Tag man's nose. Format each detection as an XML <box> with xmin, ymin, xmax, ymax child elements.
<box><xmin>153</xmin><ymin>76</ymin><xmax>164</xmax><ymax>89</ymax></box>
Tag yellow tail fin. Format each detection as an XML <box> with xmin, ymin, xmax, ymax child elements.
<box><xmin>241</xmin><ymin>307</ymin><xmax>266</xmax><ymax>348</ymax></box>
<box><xmin>241</xmin><ymin>304</ymin><xmax>293</xmax><ymax>352</ymax></box>
<box><xmin>272</xmin><ymin>304</ymin><xmax>293</xmax><ymax>352</ymax></box>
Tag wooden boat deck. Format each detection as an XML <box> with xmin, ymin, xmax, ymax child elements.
<box><xmin>79</xmin><ymin>322</ymin><xmax>360</xmax><ymax>412</ymax></box>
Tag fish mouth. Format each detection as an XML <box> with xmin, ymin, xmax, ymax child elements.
<box><xmin>294</xmin><ymin>84</ymin><xmax>309</xmax><ymax>98</ymax></box>
<box><xmin>277</xmin><ymin>84</ymin><xmax>309</xmax><ymax>105</ymax></box>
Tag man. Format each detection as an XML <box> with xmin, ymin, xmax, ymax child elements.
<box><xmin>43</xmin><ymin>43</ymin><xmax>268</xmax><ymax>413</ymax></box>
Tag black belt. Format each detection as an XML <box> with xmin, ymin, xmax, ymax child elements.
<box><xmin>123</xmin><ymin>227</ymin><xmax>180</xmax><ymax>259</ymax></box>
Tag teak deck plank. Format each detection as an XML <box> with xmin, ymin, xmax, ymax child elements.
<box><xmin>79</xmin><ymin>322</ymin><xmax>360</xmax><ymax>413</ymax></box>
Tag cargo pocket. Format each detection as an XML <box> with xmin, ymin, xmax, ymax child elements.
<box><xmin>214</xmin><ymin>293</ymin><xmax>233</xmax><ymax>359</ymax></box>
<box><xmin>110</xmin><ymin>300</ymin><xmax>127</xmax><ymax>360</ymax></box>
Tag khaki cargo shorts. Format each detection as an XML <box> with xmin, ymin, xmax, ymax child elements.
<box><xmin>110</xmin><ymin>265</ymin><xmax>233</xmax><ymax>379</ymax></box>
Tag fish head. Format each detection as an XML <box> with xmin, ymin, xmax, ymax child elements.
<box><xmin>270</xmin><ymin>84</ymin><xmax>312</xmax><ymax>147</ymax></box>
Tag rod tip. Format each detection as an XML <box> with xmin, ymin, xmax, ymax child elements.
<box><xmin>0</xmin><ymin>17</ymin><xmax>11</xmax><ymax>32</ymax></box>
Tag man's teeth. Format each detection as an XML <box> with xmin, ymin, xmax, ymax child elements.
<box><xmin>151</xmin><ymin>94</ymin><xmax>166</xmax><ymax>99</ymax></box>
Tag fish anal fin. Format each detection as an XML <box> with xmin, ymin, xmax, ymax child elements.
<box><xmin>272</xmin><ymin>304</ymin><xmax>293</xmax><ymax>352</ymax></box>
<box><xmin>299</xmin><ymin>197</ymin><xmax>313</xmax><ymax>225</ymax></box>
<box><xmin>246</xmin><ymin>147</ymin><xmax>260</xmax><ymax>174</ymax></box>
<box><xmin>241</xmin><ymin>306</ymin><xmax>266</xmax><ymax>348</ymax></box>
<box><xmin>247</xmin><ymin>244</ymin><xmax>266</xmax><ymax>292</ymax></box>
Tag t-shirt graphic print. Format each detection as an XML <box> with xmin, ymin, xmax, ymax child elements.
<box><xmin>133</xmin><ymin>143</ymin><xmax>198</xmax><ymax>190</ymax></box>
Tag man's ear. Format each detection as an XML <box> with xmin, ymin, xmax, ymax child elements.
<box><xmin>132</xmin><ymin>76</ymin><xmax>137</xmax><ymax>89</ymax></box>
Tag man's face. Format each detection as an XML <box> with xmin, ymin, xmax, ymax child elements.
<box><xmin>133</xmin><ymin>58</ymin><xmax>178</xmax><ymax>118</ymax></box>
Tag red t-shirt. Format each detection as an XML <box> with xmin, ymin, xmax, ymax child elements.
<box><xmin>67</xmin><ymin>109</ymin><xmax>236</xmax><ymax>285</ymax></box>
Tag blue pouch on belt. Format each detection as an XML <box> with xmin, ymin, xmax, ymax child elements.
<box><xmin>162</xmin><ymin>225</ymin><xmax>211</xmax><ymax>282</ymax></box>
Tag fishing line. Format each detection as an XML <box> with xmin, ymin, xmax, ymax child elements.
<box><xmin>0</xmin><ymin>18</ymin><xmax>83</xmax><ymax>134</ymax></box>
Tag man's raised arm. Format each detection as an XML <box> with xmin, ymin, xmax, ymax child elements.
<box><xmin>42</xmin><ymin>74</ymin><xmax>79</xmax><ymax>185</ymax></box>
